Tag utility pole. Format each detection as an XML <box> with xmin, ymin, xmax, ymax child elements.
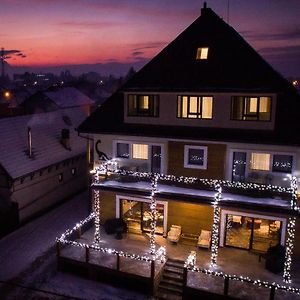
<box><xmin>1</xmin><ymin>47</ymin><xmax>5</xmax><ymax>78</ymax></box>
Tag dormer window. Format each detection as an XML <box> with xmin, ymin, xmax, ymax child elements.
<box><xmin>128</xmin><ymin>94</ymin><xmax>159</xmax><ymax>117</ymax></box>
<box><xmin>196</xmin><ymin>47</ymin><xmax>209</xmax><ymax>60</ymax></box>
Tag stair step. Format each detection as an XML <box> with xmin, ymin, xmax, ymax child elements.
<box><xmin>160</xmin><ymin>278</ymin><xmax>183</xmax><ymax>287</ymax></box>
<box><xmin>167</xmin><ymin>258</ymin><xmax>185</xmax><ymax>264</ymax></box>
<box><xmin>164</xmin><ymin>266</ymin><xmax>184</xmax><ymax>275</ymax></box>
<box><xmin>156</xmin><ymin>290</ymin><xmax>182</xmax><ymax>300</ymax></box>
<box><xmin>163</xmin><ymin>273</ymin><xmax>183</xmax><ymax>282</ymax></box>
<box><xmin>158</xmin><ymin>283</ymin><xmax>183</xmax><ymax>295</ymax></box>
<box><xmin>166</xmin><ymin>260</ymin><xmax>185</xmax><ymax>269</ymax></box>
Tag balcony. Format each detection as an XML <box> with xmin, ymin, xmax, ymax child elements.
<box><xmin>94</xmin><ymin>170</ymin><xmax>296</xmax><ymax>213</ymax></box>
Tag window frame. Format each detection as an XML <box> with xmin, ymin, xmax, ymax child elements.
<box><xmin>230</xmin><ymin>96</ymin><xmax>272</xmax><ymax>121</ymax></box>
<box><xmin>230</xmin><ymin>149</ymin><xmax>295</xmax><ymax>180</ymax></box>
<box><xmin>196</xmin><ymin>47</ymin><xmax>209</xmax><ymax>60</ymax></box>
<box><xmin>184</xmin><ymin>145</ymin><xmax>208</xmax><ymax>170</ymax></box>
<box><xmin>177</xmin><ymin>95</ymin><xmax>213</xmax><ymax>119</ymax></box>
<box><xmin>127</xmin><ymin>94</ymin><xmax>159</xmax><ymax>117</ymax></box>
<box><xmin>116</xmin><ymin>142</ymin><xmax>130</xmax><ymax>159</ymax></box>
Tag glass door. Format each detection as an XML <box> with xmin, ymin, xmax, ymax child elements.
<box><xmin>121</xmin><ymin>200</ymin><xmax>142</xmax><ymax>233</ymax></box>
<box><xmin>151</xmin><ymin>145</ymin><xmax>161</xmax><ymax>173</ymax></box>
<box><xmin>225</xmin><ymin>214</ymin><xmax>251</xmax><ymax>249</ymax></box>
<box><xmin>121</xmin><ymin>199</ymin><xmax>165</xmax><ymax>235</ymax></box>
<box><xmin>232</xmin><ymin>152</ymin><xmax>246</xmax><ymax>182</ymax></box>
<box><xmin>252</xmin><ymin>218</ymin><xmax>281</xmax><ymax>252</ymax></box>
<box><xmin>225</xmin><ymin>214</ymin><xmax>282</xmax><ymax>252</ymax></box>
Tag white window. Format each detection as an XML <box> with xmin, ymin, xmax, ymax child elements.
<box><xmin>196</xmin><ymin>47</ymin><xmax>209</xmax><ymax>60</ymax></box>
<box><xmin>250</xmin><ymin>153</ymin><xmax>270</xmax><ymax>171</ymax></box>
<box><xmin>184</xmin><ymin>145</ymin><xmax>208</xmax><ymax>169</ymax></box>
<box><xmin>116</xmin><ymin>142</ymin><xmax>130</xmax><ymax>159</ymax></box>
<box><xmin>132</xmin><ymin>144</ymin><xmax>148</xmax><ymax>160</ymax></box>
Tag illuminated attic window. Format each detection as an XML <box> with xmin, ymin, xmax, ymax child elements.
<box><xmin>196</xmin><ymin>47</ymin><xmax>209</xmax><ymax>60</ymax></box>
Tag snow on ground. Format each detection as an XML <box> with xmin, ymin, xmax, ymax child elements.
<box><xmin>0</xmin><ymin>190</ymin><xmax>149</xmax><ymax>300</ymax></box>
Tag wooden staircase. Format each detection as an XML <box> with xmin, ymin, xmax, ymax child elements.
<box><xmin>156</xmin><ymin>258</ymin><xmax>185</xmax><ymax>300</ymax></box>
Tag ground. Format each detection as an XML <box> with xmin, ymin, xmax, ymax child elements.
<box><xmin>0</xmin><ymin>190</ymin><xmax>149</xmax><ymax>300</ymax></box>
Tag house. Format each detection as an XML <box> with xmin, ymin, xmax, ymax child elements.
<box><xmin>78</xmin><ymin>3</ymin><xmax>300</xmax><ymax>261</ymax></box>
<box><xmin>22</xmin><ymin>87</ymin><xmax>94</xmax><ymax>115</ymax></box>
<box><xmin>0</xmin><ymin>107</ymin><xmax>89</xmax><ymax>236</ymax></box>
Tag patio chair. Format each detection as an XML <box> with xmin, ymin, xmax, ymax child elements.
<box><xmin>197</xmin><ymin>230</ymin><xmax>211</xmax><ymax>249</ymax></box>
<box><xmin>167</xmin><ymin>225</ymin><xmax>181</xmax><ymax>243</ymax></box>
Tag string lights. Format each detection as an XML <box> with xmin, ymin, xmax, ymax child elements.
<box><xmin>283</xmin><ymin>216</ymin><xmax>297</xmax><ymax>283</ymax></box>
<box><xmin>56</xmin><ymin>214</ymin><xmax>166</xmax><ymax>264</ymax></box>
<box><xmin>149</xmin><ymin>174</ymin><xmax>159</xmax><ymax>255</ymax></box>
<box><xmin>210</xmin><ymin>183</ymin><xmax>222</xmax><ymax>267</ymax></box>
<box><xmin>88</xmin><ymin>162</ymin><xmax>299</xmax><ymax>285</ymax></box>
<box><xmin>93</xmin><ymin>189</ymin><xmax>101</xmax><ymax>244</ymax></box>
<box><xmin>184</xmin><ymin>264</ymin><xmax>300</xmax><ymax>295</ymax></box>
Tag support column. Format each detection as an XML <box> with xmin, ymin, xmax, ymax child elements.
<box><xmin>283</xmin><ymin>216</ymin><xmax>296</xmax><ymax>283</ymax></box>
<box><xmin>93</xmin><ymin>188</ymin><xmax>101</xmax><ymax>244</ymax></box>
<box><xmin>150</xmin><ymin>175</ymin><xmax>158</xmax><ymax>255</ymax></box>
<box><xmin>210</xmin><ymin>183</ymin><xmax>222</xmax><ymax>268</ymax></box>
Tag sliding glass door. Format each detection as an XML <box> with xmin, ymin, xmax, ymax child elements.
<box><xmin>225</xmin><ymin>214</ymin><xmax>282</xmax><ymax>252</ymax></box>
<box><xmin>121</xmin><ymin>199</ymin><xmax>164</xmax><ymax>234</ymax></box>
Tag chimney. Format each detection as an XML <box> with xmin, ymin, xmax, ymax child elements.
<box><xmin>27</xmin><ymin>127</ymin><xmax>32</xmax><ymax>158</ymax></box>
<box><xmin>61</xmin><ymin>128</ymin><xmax>71</xmax><ymax>150</ymax></box>
<box><xmin>201</xmin><ymin>1</ymin><xmax>208</xmax><ymax>15</ymax></box>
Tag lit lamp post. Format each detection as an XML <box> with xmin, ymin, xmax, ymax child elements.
<box><xmin>4</xmin><ymin>90</ymin><xmax>11</xmax><ymax>99</ymax></box>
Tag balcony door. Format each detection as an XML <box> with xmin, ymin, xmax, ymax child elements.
<box><xmin>120</xmin><ymin>198</ymin><xmax>165</xmax><ymax>235</ymax></box>
<box><xmin>225</xmin><ymin>214</ymin><xmax>282</xmax><ymax>252</ymax></box>
<box><xmin>151</xmin><ymin>145</ymin><xmax>162</xmax><ymax>173</ymax></box>
<box><xmin>232</xmin><ymin>151</ymin><xmax>247</xmax><ymax>182</ymax></box>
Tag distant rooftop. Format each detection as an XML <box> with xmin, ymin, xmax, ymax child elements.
<box><xmin>45</xmin><ymin>87</ymin><xmax>94</xmax><ymax>108</ymax></box>
<box><xmin>0</xmin><ymin>107</ymin><xmax>87</xmax><ymax>179</ymax></box>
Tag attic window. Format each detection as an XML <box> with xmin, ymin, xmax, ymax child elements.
<box><xmin>196</xmin><ymin>47</ymin><xmax>209</xmax><ymax>60</ymax></box>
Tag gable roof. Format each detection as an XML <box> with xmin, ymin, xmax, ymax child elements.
<box><xmin>123</xmin><ymin>6</ymin><xmax>289</xmax><ymax>92</ymax></box>
<box><xmin>44</xmin><ymin>87</ymin><xmax>94</xmax><ymax>108</ymax></box>
<box><xmin>78</xmin><ymin>5</ymin><xmax>300</xmax><ymax>145</ymax></box>
<box><xmin>0</xmin><ymin>107</ymin><xmax>87</xmax><ymax>179</ymax></box>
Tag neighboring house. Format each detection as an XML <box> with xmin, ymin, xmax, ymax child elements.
<box><xmin>78</xmin><ymin>5</ymin><xmax>300</xmax><ymax>256</ymax></box>
<box><xmin>22</xmin><ymin>87</ymin><xmax>94</xmax><ymax>115</ymax></box>
<box><xmin>0</xmin><ymin>107</ymin><xmax>88</xmax><ymax>235</ymax></box>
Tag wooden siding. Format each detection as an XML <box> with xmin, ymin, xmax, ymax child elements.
<box><xmin>168</xmin><ymin>141</ymin><xmax>226</xmax><ymax>179</ymax></box>
<box><xmin>167</xmin><ymin>201</ymin><xmax>213</xmax><ymax>235</ymax></box>
<box><xmin>99</xmin><ymin>190</ymin><xmax>117</xmax><ymax>224</ymax></box>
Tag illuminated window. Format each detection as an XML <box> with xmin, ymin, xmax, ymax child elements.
<box><xmin>116</xmin><ymin>142</ymin><xmax>130</xmax><ymax>159</ymax></box>
<box><xmin>184</xmin><ymin>145</ymin><xmax>208</xmax><ymax>169</ymax></box>
<box><xmin>196</xmin><ymin>47</ymin><xmax>209</xmax><ymax>60</ymax></box>
<box><xmin>132</xmin><ymin>144</ymin><xmax>148</xmax><ymax>160</ymax></box>
<box><xmin>177</xmin><ymin>95</ymin><xmax>213</xmax><ymax>119</ymax></box>
<box><xmin>231</xmin><ymin>96</ymin><xmax>271</xmax><ymax>121</ymax></box>
<box><xmin>250</xmin><ymin>153</ymin><xmax>270</xmax><ymax>171</ymax></box>
<box><xmin>128</xmin><ymin>95</ymin><xmax>159</xmax><ymax>117</ymax></box>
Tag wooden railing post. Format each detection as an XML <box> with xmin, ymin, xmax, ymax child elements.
<box><xmin>269</xmin><ymin>286</ymin><xmax>276</xmax><ymax>300</ymax></box>
<box><xmin>151</xmin><ymin>260</ymin><xmax>155</xmax><ymax>280</ymax></box>
<box><xmin>77</xmin><ymin>227</ymin><xmax>81</xmax><ymax>239</ymax></box>
<box><xmin>85</xmin><ymin>246</ymin><xmax>90</xmax><ymax>263</ymax></box>
<box><xmin>183</xmin><ymin>267</ymin><xmax>188</xmax><ymax>288</ymax></box>
<box><xmin>56</xmin><ymin>241</ymin><xmax>60</xmax><ymax>257</ymax></box>
<box><xmin>224</xmin><ymin>277</ymin><xmax>229</xmax><ymax>296</ymax></box>
<box><xmin>116</xmin><ymin>254</ymin><xmax>120</xmax><ymax>271</ymax></box>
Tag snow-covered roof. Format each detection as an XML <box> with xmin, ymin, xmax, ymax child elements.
<box><xmin>0</xmin><ymin>107</ymin><xmax>87</xmax><ymax>179</ymax></box>
<box><xmin>99</xmin><ymin>180</ymin><xmax>291</xmax><ymax>210</ymax></box>
<box><xmin>45</xmin><ymin>87</ymin><xmax>94</xmax><ymax>108</ymax></box>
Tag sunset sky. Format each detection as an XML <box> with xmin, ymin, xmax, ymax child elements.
<box><xmin>1</xmin><ymin>0</ymin><xmax>300</xmax><ymax>76</ymax></box>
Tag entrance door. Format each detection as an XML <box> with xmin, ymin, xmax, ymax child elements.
<box><xmin>232</xmin><ymin>152</ymin><xmax>247</xmax><ymax>182</ymax></box>
<box><xmin>225</xmin><ymin>214</ymin><xmax>282</xmax><ymax>252</ymax></box>
<box><xmin>121</xmin><ymin>199</ymin><xmax>164</xmax><ymax>234</ymax></box>
<box><xmin>151</xmin><ymin>145</ymin><xmax>161</xmax><ymax>173</ymax></box>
